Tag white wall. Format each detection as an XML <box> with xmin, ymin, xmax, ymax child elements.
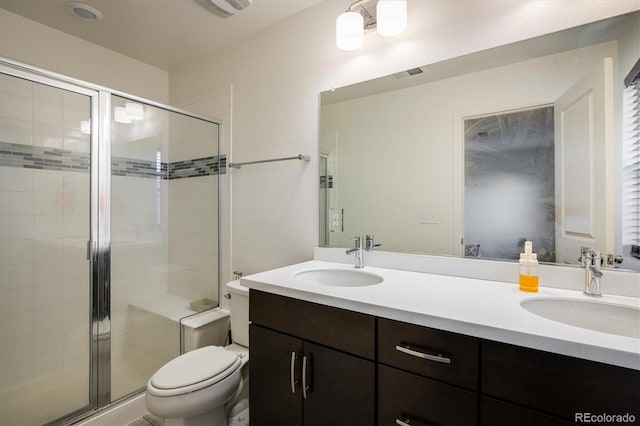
<box><xmin>0</xmin><ymin>9</ymin><xmax>168</xmax><ymax>103</ymax></box>
<box><xmin>169</xmin><ymin>0</ymin><xmax>639</xmax><ymax>275</ymax></box>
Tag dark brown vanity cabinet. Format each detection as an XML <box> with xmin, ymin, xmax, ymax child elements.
<box><xmin>378</xmin><ymin>318</ymin><xmax>479</xmax><ymax>426</ymax></box>
<box><xmin>481</xmin><ymin>340</ymin><xmax>640</xmax><ymax>425</ymax></box>
<box><xmin>250</xmin><ymin>289</ymin><xmax>640</xmax><ymax>426</ymax></box>
<box><xmin>249</xmin><ymin>290</ymin><xmax>376</xmax><ymax>426</ymax></box>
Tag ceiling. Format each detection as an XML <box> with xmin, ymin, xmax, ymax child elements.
<box><xmin>0</xmin><ymin>0</ymin><xmax>324</xmax><ymax>71</ymax></box>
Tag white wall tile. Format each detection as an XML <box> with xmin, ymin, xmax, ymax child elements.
<box><xmin>0</xmin><ymin>334</ymin><xmax>34</xmax><ymax>364</ymax></box>
<box><xmin>34</xmin><ymin>215</ymin><xmax>64</xmax><ymax>239</ymax></box>
<box><xmin>34</xmin><ymin>192</ymin><xmax>60</xmax><ymax>215</ymax></box>
<box><xmin>33</xmin><ymin>122</ymin><xmax>63</xmax><ymax>148</ymax></box>
<box><xmin>0</xmin><ymin>357</ymin><xmax>34</xmax><ymax>390</ymax></box>
<box><xmin>0</xmin><ymin>73</ymin><xmax>32</xmax><ymax>98</ymax></box>
<box><xmin>63</xmin><ymin>260</ymin><xmax>89</xmax><ymax>283</ymax></box>
<box><xmin>34</xmin><ymin>261</ymin><xmax>63</xmax><ymax>285</ymax></box>
<box><xmin>0</xmin><ymin>191</ymin><xmax>33</xmax><ymax>216</ymax></box>
<box><xmin>35</xmin><ymin>239</ymin><xmax>65</xmax><ymax>262</ymax></box>
<box><xmin>63</xmin><ymin>215</ymin><xmax>88</xmax><ymax>239</ymax></box>
<box><xmin>34</xmin><ymin>169</ymin><xmax>64</xmax><ymax>193</ymax></box>
<box><xmin>34</xmin><ymin>282</ymin><xmax>64</xmax><ymax>308</ymax></box>
<box><xmin>33</xmin><ymin>99</ymin><xmax>63</xmax><ymax>127</ymax></box>
<box><xmin>0</xmin><ymin>287</ymin><xmax>33</xmax><ymax>315</ymax></box>
<box><xmin>0</xmin><ymin>92</ymin><xmax>32</xmax><ymax>121</ymax></box>
<box><xmin>0</xmin><ymin>264</ymin><xmax>34</xmax><ymax>290</ymax></box>
<box><xmin>0</xmin><ymin>168</ymin><xmax>34</xmax><ymax>192</ymax></box>
<box><xmin>0</xmin><ymin>117</ymin><xmax>33</xmax><ymax>145</ymax></box>
<box><xmin>63</xmin><ymin>130</ymin><xmax>90</xmax><ymax>153</ymax></box>
<box><xmin>63</xmin><ymin>91</ymin><xmax>90</xmax><ymax>111</ymax></box>
<box><xmin>0</xmin><ymin>239</ymin><xmax>34</xmax><ymax>265</ymax></box>
<box><xmin>0</xmin><ymin>215</ymin><xmax>34</xmax><ymax>240</ymax></box>
<box><xmin>0</xmin><ymin>310</ymin><xmax>33</xmax><ymax>340</ymax></box>
<box><xmin>34</xmin><ymin>304</ymin><xmax>64</xmax><ymax>332</ymax></box>
<box><xmin>33</xmin><ymin>84</ymin><xmax>63</xmax><ymax>105</ymax></box>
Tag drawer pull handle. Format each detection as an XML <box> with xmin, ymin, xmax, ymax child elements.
<box><xmin>395</xmin><ymin>415</ymin><xmax>435</xmax><ymax>426</ymax></box>
<box><xmin>290</xmin><ymin>351</ymin><xmax>298</xmax><ymax>394</ymax></box>
<box><xmin>395</xmin><ymin>344</ymin><xmax>451</xmax><ymax>364</ymax></box>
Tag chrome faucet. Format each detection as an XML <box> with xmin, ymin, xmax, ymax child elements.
<box><xmin>365</xmin><ymin>234</ymin><xmax>381</xmax><ymax>251</ymax></box>
<box><xmin>579</xmin><ymin>247</ymin><xmax>603</xmax><ymax>297</ymax></box>
<box><xmin>346</xmin><ymin>236</ymin><xmax>364</xmax><ymax>268</ymax></box>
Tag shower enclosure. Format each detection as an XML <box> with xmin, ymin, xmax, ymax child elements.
<box><xmin>0</xmin><ymin>59</ymin><xmax>222</xmax><ymax>425</ymax></box>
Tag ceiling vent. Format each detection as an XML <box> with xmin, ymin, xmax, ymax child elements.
<box><xmin>197</xmin><ymin>0</ymin><xmax>253</xmax><ymax>18</ymax></box>
<box><xmin>391</xmin><ymin>67</ymin><xmax>424</xmax><ymax>80</ymax></box>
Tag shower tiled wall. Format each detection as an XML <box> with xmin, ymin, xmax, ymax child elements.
<box><xmin>167</xmin><ymin>116</ymin><xmax>221</xmax><ymax>304</ymax></box>
<box><xmin>0</xmin><ymin>74</ymin><xmax>91</xmax><ymax>424</ymax></box>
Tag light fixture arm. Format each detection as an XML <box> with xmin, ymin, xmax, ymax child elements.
<box><xmin>345</xmin><ymin>0</ymin><xmax>378</xmax><ymax>30</ymax></box>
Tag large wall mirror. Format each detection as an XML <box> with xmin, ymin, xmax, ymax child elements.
<box><xmin>319</xmin><ymin>11</ymin><xmax>640</xmax><ymax>271</ymax></box>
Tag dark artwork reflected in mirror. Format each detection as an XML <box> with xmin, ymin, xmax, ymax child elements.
<box><xmin>464</xmin><ymin>107</ymin><xmax>555</xmax><ymax>262</ymax></box>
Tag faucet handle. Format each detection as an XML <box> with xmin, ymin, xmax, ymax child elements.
<box><xmin>365</xmin><ymin>234</ymin><xmax>381</xmax><ymax>251</ymax></box>
<box><xmin>350</xmin><ymin>236</ymin><xmax>362</xmax><ymax>246</ymax></box>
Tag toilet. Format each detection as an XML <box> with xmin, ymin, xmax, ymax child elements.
<box><xmin>145</xmin><ymin>280</ymin><xmax>250</xmax><ymax>426</ymax></box>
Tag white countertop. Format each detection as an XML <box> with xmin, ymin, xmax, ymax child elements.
<box><xmin>241</xmin><ymin>260</ymin><xmax>640</xmax><ymax>370</ymax></box>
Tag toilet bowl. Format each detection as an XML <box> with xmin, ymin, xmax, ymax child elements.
<box><xmin>145</xmin><ymin>280</ymin><xmax>249</xmax><ymax>426</ymax></box>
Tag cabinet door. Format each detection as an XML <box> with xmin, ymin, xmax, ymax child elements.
<box><xmin>303</xmin><ymin>342</ymin><xmax>375</xmax><ymax>426</ymax></box>
<box><xmin>250</xmin><ymin>325</ymin><xmax>303</xmax><ymax>426</ymax></box>
<box><xmin>379</xmin><ymin>365</ymin><xmax>477</xmax><ymax>426</ymax></box>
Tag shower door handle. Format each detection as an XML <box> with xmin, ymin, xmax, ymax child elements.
<box><xmin>86</xmin><ymin>240</ymin><xmax>97</xmax><ymax>261</ymax></box>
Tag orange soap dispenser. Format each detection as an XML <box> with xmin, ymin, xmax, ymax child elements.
<box><xmin>519</xmin><ymin>241</ymin><xmax>539</xmax><ymax>292</ymax></box>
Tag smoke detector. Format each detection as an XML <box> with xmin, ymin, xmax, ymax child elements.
<box><xmin>197</xmin><ymin>0</ymin><xmax>253</xmax><ymax>18</ymax></box>
<box><xmin>65</xmin><ymin>1</ymin><xmax>103</xmax><ymax>21</ymax></box>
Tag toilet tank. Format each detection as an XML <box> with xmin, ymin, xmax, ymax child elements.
<box><xmin>180</xmin><ymin>308</ymin><xmax>230</xmax><ymax>353</ymax></box>
<box><xmin>226</xmin><ymin>280</ymin><xmax>249</xmax><ymax>347</ymax></box>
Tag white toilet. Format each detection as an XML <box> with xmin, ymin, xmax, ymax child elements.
<box><xmin>146</xmin><ymin>280</ymin><xmax>250</xmax><ymax>426</ymax></box>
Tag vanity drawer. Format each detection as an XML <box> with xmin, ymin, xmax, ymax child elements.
<box><xmin>482</xmin><ymin>340</ymin><xmax>640</xmax><ymax>422</ymax></box>
<box><xmin>378</xmin><ymin>364</ymin><xmax>477</xmax><ymax>426</ymax></box>
<box><xmin>378</xmin><ymin>318</ymin><xmax>478</xmax><ymax>390</ymax></box>
<box><xmin>480</xmin><ymin>396</ymin><xmax>574</xmax><ymax>426</ymax></box>
<box><xmin>249</xmin><ymin>290</ymin><xmax>375</xmax><ymax>360</ymax></box>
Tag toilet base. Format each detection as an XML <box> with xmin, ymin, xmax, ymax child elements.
<box><xmin>163</xmin><ymin>406</ymin><xmax>226</xmax><ymax>426</ymax></box>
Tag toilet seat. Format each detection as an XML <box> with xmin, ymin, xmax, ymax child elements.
<box><xmin>147</xmin><ymin>346</ymin><xmax>241</xmax><ymax>397</ymax></box>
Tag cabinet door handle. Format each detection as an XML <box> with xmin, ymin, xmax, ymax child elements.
<box><xmin>395</xmin><ymin>343</ymin><xmax>451</xmax><ymax>364</ymax></box>
<box><xmin>396</xmin><ymin>415</ymin><xmax>435</xmax><ymax>426</ymax></box>
<box><xmin>290</xmin><ymin>351</ymin><xmax>298</xmax><ymax>394</ymax></box>
<box><xmin>302</xmin><ymin>354</ymin><xmax>311</xmax><ymax>399</ymax></box>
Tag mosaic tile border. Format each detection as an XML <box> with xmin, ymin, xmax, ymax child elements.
<box><xmin>0</xmin><ymin>141</ymin><xmax>226</xmax><ymax>179</ymax></box>
<box><xmin>0</xmin><ymin>141</ymin><xmax>90</xmax><ymax>172</ymax></box>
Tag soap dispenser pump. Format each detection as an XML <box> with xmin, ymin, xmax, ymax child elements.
<box><xmin>519</xmin><ymin>241</ymin><xmax>539</xmax><ymax>292</ymax></box>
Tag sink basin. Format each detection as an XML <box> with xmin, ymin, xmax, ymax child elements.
<box><xmin>521</xmin><ymin>298</ymin><xmax>640</xmax><ymax>338</ymax></box>
<box><xmin>294</xmin><ymin>268</ymin><xmax>383</xmax><ymax>287</ymax></box>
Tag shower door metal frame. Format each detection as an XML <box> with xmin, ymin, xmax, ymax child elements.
<box><xmin>0</xmin><ymin>59</ymin><xmax>105</xmax><ymax>425</ymax></box>
<box><xmin>0</xmin><ymin>56</ymin><xmax>223</xmax><ymax>426</ymax></box>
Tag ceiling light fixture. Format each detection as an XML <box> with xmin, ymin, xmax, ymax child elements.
<box><xmin>125</xmin><ymin>102</ymin><xmax>145</xmax><ymax>121</ymax></box>
<box><xmin>336</xmin><ymin>0</ymin><xmax>407</xmax><ymax>51</ymax></box>
<box><xmin>65</xmin><ymin>1</ymin><xmax>103</xmax><ymax>21</ymax></box>
<box><xmin>114</xmin><ymin>107</ymin><xmax>132</xmax><ymax>124</ymax></box>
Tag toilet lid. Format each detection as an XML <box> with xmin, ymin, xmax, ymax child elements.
<box><xmin>150</xmin><ymin>346</ymin><xmax>240</xmax><ymax>390</ymax></box>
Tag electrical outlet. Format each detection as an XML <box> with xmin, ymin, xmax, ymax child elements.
<box><xmin>329</xmin><ymin>208</ymin><xmax>343</xmax><ymax>232</ymax></box>
<box><xmin>419</xmin><ymin>210</ymin><xmax>439</xmax><ymax>224</ymax></box>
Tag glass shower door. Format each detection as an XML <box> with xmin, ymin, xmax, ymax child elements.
<box><xmin>109</xmin><ymin>94</ymin><xmax>221</xmax><ymax>400</ymax></box>
<box><xmin>0</xmin><ymin>71</ymin><xmax>95</xmax><ymax>424</ymax></box>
